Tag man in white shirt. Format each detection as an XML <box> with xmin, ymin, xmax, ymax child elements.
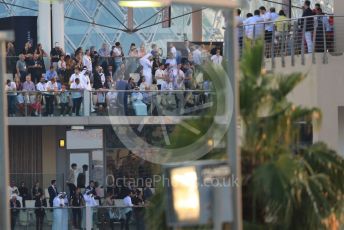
<box><xmin>82</xmin><ymin>49</ymin><xmax>92</xmax><ymax>73</ymax></box>
<box><xmin>70</xmin><ymin>78</ymin><xmax>85</xmax><ymax>116</ymax></box>
<box><xmin>121</xmin><ymin>189</ymin><xmax>133</xmax><ymax>230</ymax></box>
<box><xmin>161</xmin><ymin>75</ymin><xmax>174</xmax><ymax>91</ymax></box>
<box><xmin>245</xmin><ymin>10</ymin><xmax>264</xmax><ymax>40</ymax></box>
<box><xmin>169</xmin><ymin>43</ymin><xmax>177</xmax><ymax>59</ymax></box>
<box><xmin>154</xmin><ymin>63</ymin><xmax>165</xmax><ymax>90</ymax></box>
<box><xmin>8</xmin><ymin>181</ymin><xmax>23</xmax><ymax>207</ymax></box>
<box><xmin>36</xmin><ymin>76</ymin><xmax>46</xmax><ymax>92</ymax></box>
<box><xmin>45</xmin><ymin>77</ymin><xmax>58</xmax><ymax>116</ymax></box>
<box><xmin>211</xmin><ymin>49</ymin><xmax>223</xmax><ymax>65</ymax></box>
<box><xmin>112</xmin><ymin>42</ymin><xmax>123</xmax><ymax>73</ymax></box>
<box><xmin>192</xmin><ymin>45</ymin><xmax>202</xmax><ymax>66</ymax></box>
<box><xmin>6</xmin><ymin>79</ymin><xmax>17</xmax><ymax>116</ymax></box>
<box><xmin>69</xmin><ymin>67</ymin><xmax>82</xmax><ymax>84</ymax></box>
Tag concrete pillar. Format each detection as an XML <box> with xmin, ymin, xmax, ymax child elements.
<box><xmin>38</xmin><ymin>2</ymin><xmax>52</xmax><ymax>52</ymax></box>
<box><xmin>334</xmin><ymin>0</ymin><xmax>344</xmax><ymax>52</ymax></box>
<box><xmin>42</xmin><ymin>126</ymin><xmax>57</xmax><ymax>191</ymax></box>
<box><xmin>127</xmin><ymin>8</ymin><xmax>133</xmax><ymax>31</ymax></box>
<box><xmin>52</xmin><ymin>0</ymin><xmax>65</xmax><ymax>51</ymax></box>
<box><xmin>192</xmin><ymin>7</ymin><xmax>202</xmax><ymax>42</ymax></box>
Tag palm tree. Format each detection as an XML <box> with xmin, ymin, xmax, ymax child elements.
<box><xmin>241</xmin><ymin>41</ymin><xmax>344</xmax><ymax>229</ymax></box>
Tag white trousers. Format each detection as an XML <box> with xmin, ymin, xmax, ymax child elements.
<box><xmin>305</xmin><ymin>31</ymin><xmax>313</xmax><ymax>53</ymax></box>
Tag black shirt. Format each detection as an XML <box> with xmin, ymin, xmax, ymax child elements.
<box><xmin>50</xmin><ymin>48</ymin><xmax>62</xmax><ymax>63</ymax></box>
<box><xmin>71</xmin><ymin>193</ymin><xmax>84</xmax><ymax>207</ymax></box>
<box><xmin>302</xmin><ymin>8</ymin><xmax>315</xmax><ymax>31</ymax></box>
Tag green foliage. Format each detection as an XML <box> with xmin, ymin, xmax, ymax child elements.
<box><xmin>241</xmin><ymin>42</ymin><xmax>344</xmax><ymax>229</ymax></box>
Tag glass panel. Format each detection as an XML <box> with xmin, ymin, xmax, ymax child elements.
<box><xmin>70</xmin><ymin>153</ymin><xmax>90</xmax><ymax>189</ymax></box>
<box><xmin>91</xmin><ymin>150</ymin><xmax>104</xmax><ymax>189</ymax></box>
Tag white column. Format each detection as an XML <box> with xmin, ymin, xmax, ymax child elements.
<box><xmin>52</xmin><ymin>0</ymin><xmax>65</xmax><ymax>51</ymax></box>
<box><xmin>38</xmin><ymin>2</ymin><xmax>51</xmax><ymax>52</ymax></box>
<box><xmin>334</xmin><ymin>0</ymin><xmax>344</xmax><ymax>52</ymax></box>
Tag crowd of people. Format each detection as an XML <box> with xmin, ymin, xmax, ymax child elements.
<box><xmin>5</xmin><ymin>35</ymin><xmax>222</xmax><ymax>117</ymax></box>
<box><xmin>8</xmin><ymin>163</ymin><xmax>154</xmax><ymax>230</ymax></box>
<box><xmin>235</xmin><ymin>1</ymin><xmax>334</xmax><ymax>55</ymax></box>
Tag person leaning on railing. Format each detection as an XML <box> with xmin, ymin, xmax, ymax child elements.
<box><xmin>70</xmin><ymin>187</ymin><xmax>85</xmax><ymax>230</ymax></box>
<box><xmin>16</xmin><ymin>54</ymin><xmax>27</xmax><ymax>82</ymax></box>
<box><xmin>5</xmin><ymin>79</ymin><xmax>17</xmax><ymax>117</ymax></box>
<box><xmin>34</xmin><ymin>193</ymin><xmax>47</xmax><ymax>230</ymax></box>
<box><xmin>10</xmin><ymin>194</ymin><xmax>21</xmax><ymax>230</ymax></box>
<box><xmin>70</xmin><ymin>78</ymin><xmax>85</xmax><ymax>116</ymax></box>
<box><xmin>301</xmin><ymin>0</ymin><xmax>315</xmax><ymax>53</ymax></box>
<box><xmin>45</xmin><ymin>77</ymin><xmax>58</xmax><ymax>117</ymax></box>
<box><xmin>59</xmin><ymin>84</ymin><xmax>72</xmax><ymax>116</ymax></box>
<box><xmin>244</xmin><ymin>10</ymin><xmax>264</xmax><ymax>43</ymax></box>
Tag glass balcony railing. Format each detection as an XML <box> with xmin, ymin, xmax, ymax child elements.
<box><xmin>9</xmin><ymin>205</ymin><xmax>147</xmax><ymax>230</ymax></box>
<box><xmin>5</xmin><ymin>89</ymin><xmax>215</xmax><ymax>117</ymax></box>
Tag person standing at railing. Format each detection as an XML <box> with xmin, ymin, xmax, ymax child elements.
<box><xmin>211</xmin><ymin>48</ymin><xmax>223</xmax><ymax>65</ymax></box>
<box><xmin>70</xmin><ymin>187</ymin><xmax>85</xmax><ymax>230</ymax></box>
<box><xmin>132</xmin><ymin>189</ymin><xmax>145</xmax><ymax>230</ymax></box>
<box><xmin>48</xmin><ymin>179</ymin><xmax>58</xmax><ymax>208</ymax></box>
<box><xmin>5</xmin><ymin>79</ymin><xmax>17</xmax><ymax>117</ymax></box>
<box><xmin>155</xmin><ymin>62</ymin><xmax>165</xmax><ymax>90</ymax></box>
<box><xmin>112</xmin><ymin>42</ymin><xmax>124</xmax><ymax>74</ymax></box>
<box><xmin>83</xmin><ymin>189</ymin><xmax>98</xmax><ymax>229</ymax></box>
<box><xmin>244</xmin><ymin>10</ymin><xmax>264</xmax><ymax>42</ymax></box>
<box><xmin>235</xmin><ymin>9</ymin><xmax>244</xmax><ymax>52</ymax></box>
<box><xmin>301</xmin><ymin>0</ymin><xmax>315</xmax><ymax>53</ymax></box>
<box><xmin>23</xmin><ymin>74</ymin><xmax>37</xmax><ymax>116</ymax></box>
<box><xmin>70</xmin><ymin>77</ymin><xmax>86</xmax><ymax>116</ymax></box>
<box><xmin>34</xmin><ymin>193</ymin><xmax>47</xmax><ymax>230</ymax></box>
<box><xmin>59</xmin><ymin>84</ymin><xmax>71</xmax><ymax>116</ymax></box>
<box><xmin>45</xmin><ymin>77</ymin><xmax>58</xmax><ymax>117</ymax></box>
<box><xmin>260</xmin><ymin>7</ymin><xmax>279</xmax><ymax>57</ymax></box>
<box><xmin>52</xmin><ymin>192</ymin><xmax>69</xmax><ymax>230</ymax></box>
<box><xmin>9</xmin><ymin>194</ymin><xmax>21</xmax><ymax>230</ymax></box>
<box><xmin>121</xmin><ymin>189</ymin><xmax>134</xmax><ymax>230</ymax></box>
<box><xmin>16</xmin><ymin>54</ymin><xmax>27</xmax><ymax>82</ymax></box>
<box><xmin>314</xmin><ymin>8</ymin><xmax>326</xmax><ymax>52</ymax></box>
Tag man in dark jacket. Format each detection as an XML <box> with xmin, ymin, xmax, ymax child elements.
<box><xmin>48</xmin><ymin>179</ymin><xmax>58</xmax><ymax>207</ymax></box>
<box><xmin>302</xmin><ymin>0</ymin><xmax>315</xmax><ymax>53</ymax></box>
